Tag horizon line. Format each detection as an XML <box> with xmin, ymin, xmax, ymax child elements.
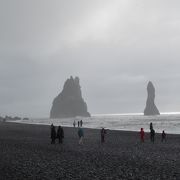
<box><xmin>92</xmin><ymin>112</ymin><xmax>180</xmax><ymax>116</ymax></box>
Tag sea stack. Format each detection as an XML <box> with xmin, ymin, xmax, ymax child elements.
<box><xmin>50</xmin><ymin>76</ymin><xmax>90</xmax><ymax>118</ymax></box>
<box><xmin>144</xmin><ymin>81</ymin><xmax>160</xmax><ymax>116</ymax></box>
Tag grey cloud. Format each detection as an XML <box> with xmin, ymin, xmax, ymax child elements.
<box><xmin>0</xmin><ymin>0</ymin><xmax>180</xmax><ymax>117</ymax></box>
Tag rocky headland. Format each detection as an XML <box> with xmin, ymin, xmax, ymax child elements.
<box><xmin>144</xmin><ymin>81</ymin><xmax>160</xmax><ymax>116</ymax></box>
<box><xmin>50</xmin><ymin>76</ymin><xmax>90</xmax><ymax>118</ymax></box>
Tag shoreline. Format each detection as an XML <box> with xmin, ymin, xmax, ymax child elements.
<box><xmin>5</xmin><ymin>113</ymin><xmax>180</xmax><ymax>135</ymax></box>
<box><xmin>6</xmin><ymin>120</ymin><xmax>180</xmax><ymax>136</ymax></box>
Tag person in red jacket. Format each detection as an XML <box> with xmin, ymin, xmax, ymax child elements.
<box><xmin>140</xmin><ymin>128</ymin><xmax>145</xmax><ymax>142</ymax></box>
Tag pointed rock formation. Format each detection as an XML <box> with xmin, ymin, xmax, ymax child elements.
<box><xmin>50</xmin><ymin>76</ymin><xmax>90</xmax><ymax>118</ymax></box>
<box><xmin>144</xmin><ymin>81</ymin><xmax>160</xmax><ymax>116</ymax></box>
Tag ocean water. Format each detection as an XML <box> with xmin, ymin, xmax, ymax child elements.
<box><xmin>11</xmin><ymin>113</ymin><xmax>180</xmax><ymax>134</ymax></box>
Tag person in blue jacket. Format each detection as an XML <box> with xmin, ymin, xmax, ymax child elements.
<box><xmin>78</xmin><ymin>128</ymin><xmax>84</xmax><ymax>145</ymax></box>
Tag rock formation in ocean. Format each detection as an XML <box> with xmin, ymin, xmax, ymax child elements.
<box><xmin>50</xmin><ymin>76</ymin><xmax>90</xmax><ymax>118</ymax></box>
<box><xmin>144</xmin><ymin>81</ymin><xmax>160</xmax><ymax>116</ymax></box>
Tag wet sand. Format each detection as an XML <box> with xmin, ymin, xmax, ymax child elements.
<box><xmin>0</xmin><ymin>122</ymin><xmax>180</xmax><ymax>180</ymax></box>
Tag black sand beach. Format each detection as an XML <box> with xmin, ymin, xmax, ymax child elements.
<box><xmin>0</xmin><ymin>122</ymin><xmax>180</xmax><ymax>180</ymax></box>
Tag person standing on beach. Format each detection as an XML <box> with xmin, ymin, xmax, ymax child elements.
<box><xmin>57</xmin><ymin>126</ymin><xmax>64</xmax><ymax>144</ymax></box>
<box><xmin>101</xmin><ymin>128</ymin><xmax>106</xmax><ymax>143</ymax></box>
<box><xmin>51</xmin><ymin>124</ymin><xmax>56</xmax><ymax>144</ymax></box>
<box><xmin>73</xmin><ymin>120</ymin><xmax>76</xmax><ymax>128</ymax></box>
<box><xmin>140</xmin><ymin>128</ymin><xmax>145</xmax><ymax>142</ymax></box>
<box><xmin>78</xmin><ymin>127</ymin><xmax>84</xmax><ymax>145</ymax></box>
<box><xmin>80</xmin><ymin>120</ymin><xmax>83</xmax><ymax>127</ymax></box>
<box><xmin>150</xmin><ymin>122</ymin><xmax>153</xmax><ymax>131</ymax></box>
<box><xmin>161</xmin><ymin>130</ymin><xmax>166</xmax><ymax>142</ymax></box>
<box><xmin>150</xmin><ymin>128</ymin><xmax>155</xmax><ymax>143</ymax></box>
<box><xmin>78</xmin><ymin>121</ymin><xmax>80</xmax><ymax>127</ymax></box>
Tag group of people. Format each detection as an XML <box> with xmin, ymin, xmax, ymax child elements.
<box><xmin>51</xmin><ymin>121</ymin><xmax>167</xmax><ymax>145</ymax></box>
<box><xmin>50</xmin><ymin>123</ymin><xmax>106</xmax><ymax>145</ymax></box>
<box><xmin>50</xmin><ymin>124</ymin><xmax>64</xmax><ymax>144</ymax></box>
<box><xmin>50</xmin><ymin>123</ymin><xmax>85</xmax><ymax>145</ymax></box>
<box><xmin>73</xmin><ymin>120</ymin><xmax>83</xmax><ymax>128</ymax></box>
<box><xmin>140</xmin><ymin>122</ymin><xmax>166</xmax><ymax>143</ymax></box>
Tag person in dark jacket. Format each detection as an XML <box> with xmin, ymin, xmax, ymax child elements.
<box><xmin>57</xmin><ymin>126</ymin><xmax>64</xmax><ymax>144</ymax></box>
<box><xmin>51</xmin><ymin>124</ymin><xmax>56</xmax><ymax>144</ymax></box>
<box><xmin>101</xmin><ymin>128</ymin><xmax>106</xmax><ymax>143</ymax></box>
<box><xmin>150</xmin><ymin>128</ymin><xmax>155</xmax><ymax>143</ymax></box>
<box><xmin>73</xmin><ymin>120</ymin><xmax>76</xmax><ymax>128</ymax></box>
<box><xmin>80</xmin><ymin>120</ymin><xmax>83</xmax><ymax>127</ymax></box>
<box><xmin>161</xmin><ymin>130</ymin><xmax>166</xmax><ymax>142</ymax></box>
<box><xmin>150</xmin><ymin>122</ymin><xmax>153</xmax><ymax>131</ymax></box>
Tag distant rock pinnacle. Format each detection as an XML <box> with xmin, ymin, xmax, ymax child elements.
<box><xmin>50</xmin><ymin>76</ymin><xmax>90</xmax><ymax>118</ymax></box>
<box><xmin>144</xmin><ymin>81</ymin><xmax>160</xmax><ymax>116</ymax></box>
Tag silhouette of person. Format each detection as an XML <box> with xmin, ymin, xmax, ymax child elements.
<box><xmin>101</xmin><ymin>128</ymin><xmax>106</xmax><ymax>143</ymax></box>
<box><xmin>51</xmin><ymin>124</ymin><xmax>56</xmax><ymax>144</ymax></box>
<box><xmin>51</xmin><ymin>123</ymin><xmax>53</xmax><ymax>129</ymax></box>
<box><xmin>57</xmin><ymin>126</ymin><xmax>64</xmax><ymax>144</ymax></box>
<box><xmin>140</xmin><ymin>128</ymin><xmax>145</xmax><ymax>142</ymax></box>
<box><xmin>161</xmin><ymin>130</ymin><xmax>166</xmax><ymax>142</ymax></box>
<box><xmin>150</xmin><ymin>128</ymin><xmax>155</xmax><ymax>143</ymax></box>
<box><xmin>78</xmin><ymin>128</ymin><xmax>84</xmax><ymax>145</ymax></box>
<box><xmin>78</xmin><ymin>121</ymin><xmax>80</xmax><ymax>127</ymax></box>
<box><xmin>73</xmin><ymin>120</ymin><xmax>76</xmax><ymax>128</ymax></box>
<box><xmin>80</xmin><ymin>120</ymin><xmax>83</xmax><ymax>127</ymax></box>
<box><xmin>150</xmin><ymin>122</ymin><xmax>153</xmax><ymax>131</ymax></box>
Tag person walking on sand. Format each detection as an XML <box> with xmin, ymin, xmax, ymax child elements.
<box><xmin>73</xmin><ymin>120</ymin><xmax>76</xmax><ymax>128</ymax></box>
<box><xmin>161</xmin><ymin>130</ymin><xmax>166</xmax><ymax>142</ymax></box>
<box><xmin>78</xmin><ymin>121</ymin><xmax>80</xmax><ymax>127</ymax></box>
<box><xmin>140</xmin><ymin>128</ymin><xmax>145</xmax><ymax>142</ymax></box>
<box><xmin>150</xmin><ymin>122</ymin><xmax>153</xmax><ymax>131</ymax></box>
<box><xmin>51</xmin><ymin>124</ymin><xmax>56</xmax><ymax>144</ymax></box>
<box><xmin>150</xmin><ymin>128</ymin><xmax>155</xmax><ymax>143</ymax></box>
<box><xmin>78</xmin><ymin>127</ymin><xmax>84</xmax><ymax>145</ymax></box>
<box><xmin>101</xmin><ymin>128</ymin><xmax>106</xmax><ymax>143</ymax></box>
<box><xmin>57</xmin><ymin>126</ymin><xmax>64</xmax><ymax>144</ymax></box>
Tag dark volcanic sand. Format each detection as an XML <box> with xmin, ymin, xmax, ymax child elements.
<box><xmin>0</xmin><ymin>122</ymin><xmax>180</xmax><ymax>180</ymax></box>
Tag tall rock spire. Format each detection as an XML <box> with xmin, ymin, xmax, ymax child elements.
<box><xmin>50</xmin><ymin>76</ymin><xmax>90</xmax><ymax>118</ymax></box>
<box><xmin>144</xmin><ymin>81</ymin><xmax>160</xmax><ymax>116</ymax></box>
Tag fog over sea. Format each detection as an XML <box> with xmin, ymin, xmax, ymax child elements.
<box><xmin>10</xmin><ymin>113</ymin><xmax>180</xmax><ymax>134</ymax></box>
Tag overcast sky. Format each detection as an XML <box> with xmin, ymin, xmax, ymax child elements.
<box><xmin>0</xmin><ymin>0</ymin><xmax>180</xmax><ymax>118</ymax></box>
